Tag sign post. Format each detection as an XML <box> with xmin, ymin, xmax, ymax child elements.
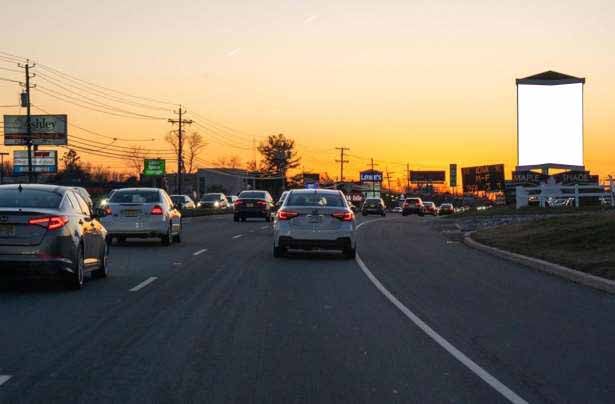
<box><xmin>449</xmin><ymin>164</ymin><xmax>457</xmax><ymax>191</ymax></box>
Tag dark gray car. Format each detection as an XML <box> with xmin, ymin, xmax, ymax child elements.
<box><xmin>0</xmin><ymin>184</ymin><xmax>109</xmax><ymax>289</ymax></box>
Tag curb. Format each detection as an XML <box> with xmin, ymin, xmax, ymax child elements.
<box><xmin>463</xmin><ymin>232</ymin><xmax>615</xmax><ymax>294</ymax></box>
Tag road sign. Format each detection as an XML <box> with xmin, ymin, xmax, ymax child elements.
<box><xmin>3</xmin><ymin>115</ymin><xmax>68</xmax><ymax>146</ymax></box>
<box><xmin>143</xmin><ymin>159</ymin><xmax>165</xmax><ymax>176</ymax></box>
<box><xmin>450</xmin><ymin>164</ymin><xmax>457</xmax><ymax>187</ymax></box>
<box><xmin>13</xmin><ymin>150</ymin><xmax>57</xmax><ymax>174</ymax></box>
<box><xmin>360</xmin><ymin>170</ymin><xmax>383</xmax><ymax>182</ymax></box>
<box><xmin>462</xmin><ymin>164</ymin><xmax>505</xmax><ymax>192</ymax></box>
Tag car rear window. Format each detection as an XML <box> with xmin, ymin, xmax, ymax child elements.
<box><xmin>110</xmin><ymin>190</ymin><xmax>161</xmax><ymax>204</ymax></box>
<box><xmin>201</xmin><ymin>194</ymin><xmax>222</xmax><ymax>201</ymax></box>
<box><xmin>239</xmin><ymin>191</ymin><xmax>266</xmax><ymax>199</ymax></box>
<box><xmin>0</xmin><ymin>189</ymin><xmax>63</xmax><ymax>209</ymax></box>
<box><xmin>406</xmin><ymin>198</ymin><xmax>421</xmax><ymax>205</ymax></box>
<box><xmin>286</xmin><ymin>192</ymin><xmax>345</xmax><ymax>207</ymax></box>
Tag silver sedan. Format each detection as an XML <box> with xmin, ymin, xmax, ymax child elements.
<box><xmin>273</xmin><ymin>189</ymin><xmax>356</xmax><ymax>259</ymax></box>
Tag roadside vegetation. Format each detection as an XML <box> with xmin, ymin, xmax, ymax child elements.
<box><xmin>472</xmin><ymin>211</ymin><xmax>615</xmax><ymax>280</ymax></box>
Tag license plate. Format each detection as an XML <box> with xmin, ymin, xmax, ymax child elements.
<box><xmin>122</xmin><ymin>209</ymin><xmax>140</xmax><ymax>217</ymax></box>
<box><xmin>308</xmin><ymin>215</ymin><xmax>321</xmax><ymax>223</ymax></box>
<box><xmin>246</xmin><ymin>203</ymin><xmax>254</xmax><ymax>208</ymax></box>
<box><xmin>0</xmin><ymin>224</ymin><xmax>16</xmax><ymax>237</ymax></box>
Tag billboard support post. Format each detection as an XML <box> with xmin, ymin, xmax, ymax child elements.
<box><xmin>18</xmin><ymin>60</ymin><xmax>36</xmax><ymax>183</ymax></box>
<box><xmin>0</xmin><ymin>152</ymin><xmax>7</xmax><ymax>185</ymax></box>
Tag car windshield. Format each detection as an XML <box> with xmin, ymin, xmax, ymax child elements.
<box><xmin>171</xmin><ymin>196</ymin><xmax>184</xmax><ymax>204</ymax></box>
<box><xmin>406</xmin><ymin>199</ymin><xmax>421</xmax><ymax>205</ymax></box>
<box><xmin>424</xmin><ymin>202</ymin><xmax>435</xmax><ymax>207</ymax></box>
<box><xmin>110</xmin><ymin>190</ymin><xmax>160</xmax><ymax>204</ymax></box>
<box><xmin>0</xmin><ymin>189</ymin><xmax>63</xmax><ymax>209</ymax></box>
<box><xmin>286</xmin><ymin>192</ymin><xmax>345</xmax><ymax>207</ymax></box>
<box><xmin>201</xmin><ymin>194</ymin><xmax>221</xmax><ymax>201</ymax></box>
<box><xmin>240</xmin><ymin>191</ymin><xmax>267</xmax><ymax>199</ymax></box>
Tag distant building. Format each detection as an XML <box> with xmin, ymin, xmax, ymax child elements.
<box><xmin>195</xmin><ymin>168</ymin><xmax>284</xmax><ymax>198</ymax></box>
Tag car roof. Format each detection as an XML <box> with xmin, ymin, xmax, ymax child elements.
<box><xmin>115</xmin><ymin>187</ymin><xmax>161</xmax><ymax>192</ymax></box>
<box><xmin>0</xmin><ymin>183</ymin><xmax>67</xmax><ymax>194</ymax></box>
<box><xmin>289</xmin><ymin>189</ymin><xmax>340</xmax><ymax>195</ymax></box>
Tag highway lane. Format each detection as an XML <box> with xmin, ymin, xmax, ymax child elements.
<box><xmin>0</xmin><ymin>214</ymin><xmax>510</xmax><ymax>403</ymax></box>
<box><xmin>356</xmin><ymin>215</ymin><xmax>615</xmax><ymax>404</ymax></box>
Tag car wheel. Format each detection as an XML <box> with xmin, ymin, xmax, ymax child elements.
<box><xmin>161</xmin><ymin>225</ymin><xmax>173</xmax><ymax>246</ymax></box>
<box><xmin>362</xmin><ymin>212</ymin><xmax>368</xmax><ymax>216</ymax></box>
<box><xmin>381</xmin><ymin>212</ymin><xmax>386</xmax><ymax>217</ymax></box>
<box><xmin>66</xmin><ymin>245</ymin><xmax>85</xmax><ymax>290</ymax></box>
<box><xmin>116</xmin><ymin>236</ymin><xmax>126</xmax><ymax>244</ymax></box>
<box><xmin>273</xmin><ymin>245</ymin><xmax>286</xmax><ymax>258</ymax></box>
<box><xmin>93</xmin><ymin>242</ymin><xmax>109</xmax><ymax>279</ymax></box>
<box><xmin>241</xmin><ymin>216</ymin><xmax>247</xmax><ymax>222</ymax></box>
<box><xmin>265</xmin><ymin>213</ymin><xmax>271</xmax><ymax>222</ymax></box>
<box><xmin>173</xmin><ymin>227</ymin><xmax>182</xmax><ymax>243</ymax></box>
<box><xmin>234</xmin><ymin>215</ymin><xmax>239</xmax><ymax>222</ymax></box>
<box><xmin>402</xmin><ymin>212</ymin><xmax>408</xmax><ymax>216</ymax></box>
<box><xmin>343</xmin><ymin>247</ymin><xmax>356</xmax><ymax>259</ymax></box>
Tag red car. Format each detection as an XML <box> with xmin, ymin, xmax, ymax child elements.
<box><xmin>423</xmin><ymin>201</ymin><xmax>438</xmax><ymax>216</ymax></box>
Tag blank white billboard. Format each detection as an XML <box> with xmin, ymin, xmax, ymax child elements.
<box><xmin>517</xmin><ymin>83</ymin><xmax>583</xmax><ymax>167</ymax></box>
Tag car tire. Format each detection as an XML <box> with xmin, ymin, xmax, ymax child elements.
<box><xmin>402</xmin><ymin>212</ymin><xmax>408</xmax><ymax>216</ymax></box>
<box><xmin>117</xmin><ymin>236</ymin><xmax>126</xmax><ymax>244</ymax></box>
<box><xmin>265</xmin><ymin>214</ymin><xmax>271</xmax><ymax>222</ymax></box>
<box><xmin>92</xmin><ymin>242</ymin><xmax>110</xmax><ymax>279</ymax></box>
<box><xmin>381</xmin><ymin>212</ymin><xmax>386</xmax><ymax>217</ymax></box>
<box><xmin>362</xmin><ymin>212</ymin><xmax>368</xmax><ymax>216</ymax></box>
<box><xmin>273</xmin><ymin>245</ymin><xmax>286</xmax><ymax>258</ymax></box>
<box><xmin>343</xmin><ymin>247</ymin><xmax>356</xmax><ymax>259</ymax></box>
<box><xmin>161</xmin><ymin>225</ymin><xmax>172</xmax><ymax>246</ymax></box>
<box><xmin>241</xmin><ymin>216</ymin><xmax>247</xmax><ymax>222</ymax></box>
<box><xmin>233</xmin><ymin>215</ymin><xmax>239</xmax><ymax>222</ymax></box>
<box><xmin>173</xmin><ymin>228</ymin><xmax>182</xmax><ymax>243</ymax></box>
<box><xmin>66</xmin><ymin>245</ymin><xmax>85</xmax><ymax>290</ymax></box>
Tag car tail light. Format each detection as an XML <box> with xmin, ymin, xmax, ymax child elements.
<box><xmin>403</xmin><ymin>202</ymin><xmax>409</xmax><ymax>208</ymax></box>
<box><xmin>234</xmin><ymin>199</ymin><xmax>243</xmax><ymax>207</ymax></box>
<box><xmin>28</xmin><ymin>216</ymin><xmax>69</xmax><ymax>230</ymax></box>
<box><xmin>277</xmin><ymin>210</ymin><xmax>299</xmax><ymax>220</ymax></box>
<box><xmin>257</xmin><ymin>200</ymin><xmax>267</xmax><ymax>206</ymax></box>
<box><xmin>150</xmin><ymin>205</ymin><xmax>164</xmax><ymax>215</ymax></box>
<box><xmin>101</xmin><ymin>207</ymin><xmax>112</xmax><ymax>217</ymax></box>
<box><xmin>332</xmin><ymin>211</ymin><xmax>354</xmax><ymax>221</ymax></box>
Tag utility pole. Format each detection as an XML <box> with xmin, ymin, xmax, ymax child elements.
<box><xmin>406</xmin><ymin>163</ymin><xmax>410</xmax><ymax>193</ymax></box>
<box><xmin>18</xmin><ymin>60</ymin><xmax>35</xmax><ymax>183</ymax></box>
<box><xmin>0</xmin><ymin>152</ymin><xmax>8</xmax><ymax>185</ymax></box>
<box><xmin>168</xmin><ymin>105</ymin><xmax>192</xmax><ymax>194</ymax></box>
<box><xmin>335</xmin><ymin>147</ymin><xmax>350</xmax><ymax>183</ymax></box>
<box><xmin>385</xmin><ymin>168</ymin><xmax>395</xmax><ymax>193</ymax></box>
<box><xmin>370</xmin><ymin>158</ymin><xmax>379</xmax><ymax>196</ymax></box>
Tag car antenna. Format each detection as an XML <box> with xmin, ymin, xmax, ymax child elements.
<box><xmin>17</xmin><ymin>184</ymin><xmax>23</xmax><ymax>192</ymax></box>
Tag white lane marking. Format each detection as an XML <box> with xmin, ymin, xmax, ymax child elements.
<box><xmin>232</xmin><ymin>234</ymin><xmax>244</xmax><ymax>239</ymax></box>
<box><xmin>193</xmin><ymin>248</ymin><xmax>208</xmax><ymax>256</ymax></box>
<box><xmin>129</xmin><ymin>277</ymin><xmax>158</xmax><ymax>292</ymax></box>
<box><xmin>0</xmin><ymin>375</ymin><xmax>12</xmax><ymax>386</ymax></box>
<box><xmin>260</xmin><ymin>225</ymin><xmax>269</xmax><ymax>230</ymax></box>
<box><xmin>354</xmin><ymin>224</ymin><xmax>527</xmax><ymax>404</ymax></box>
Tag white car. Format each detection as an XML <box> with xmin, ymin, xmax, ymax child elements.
<box><xmin>101</xmin><ymin>188</ymin><xmax>182</xmax><ymax>245</ymax></box>
<box><xmin>273</xmin><ymin>189</ymin><xmax>356</xmax><ymax>259</ymax></box>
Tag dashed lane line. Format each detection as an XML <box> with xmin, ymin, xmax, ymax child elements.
<box><xmin>193</xmin><ymin>248</ymin><xmax>208</xmax><ymax>256</ymax></box>
<box><xmin>129</xmin><ymin>277</ymin><xmax>158</xmax><ymax>292</ymax></box>
<box><xmin>0</xmin><ymin>375</ymin><xmax>12</xmax><ymax>386</ymax></box>
<box><xmin>232</xmin><ymin>234</ymin><xmax>244</xmax><ymax>239</ymax></box>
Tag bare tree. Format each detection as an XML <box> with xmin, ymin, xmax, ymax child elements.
<box><xmin>165</xmin><ymin>131</ymin><xmax>206</xmax><ymax>174</ymax></box>
<box><xmin>128</xmin><ymin>146</ymin><xmax>145</xmax><ymax>175</ymax></box>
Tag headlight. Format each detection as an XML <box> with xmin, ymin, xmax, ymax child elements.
<box><xmin>214</xmin><ymin>201</ymin><xmax>219</xmax><ymax>207</ymax></box>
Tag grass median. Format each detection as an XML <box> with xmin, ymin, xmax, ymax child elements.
<box><xmin>472</xmin><ymin>212</ymin><xmax>615</xmax><ymax>280</ymax></box>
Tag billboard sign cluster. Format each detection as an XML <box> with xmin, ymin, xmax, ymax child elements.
<box><xmin>13</xmin><ymin>150</ymin><xmax>58</xmax><ymax>174</ymax></box>
<box><xmin>143</xmin><ymin>159</ymin><xmax>166</xmax><ymax>176</ymax></box>
<box><xmin>410</xmin><ymin>170</ymin><xmax>445</xmax><ymax>184</ymax></box>
<box><xmin>303</xmin><ymin>172</ymin><xmax>320</xmax><ymax>189</ymax></box>
<box><xmin>462</xmin><ymin>164</ymin><xmax>505</xmax><ymax>192</ymax></box>
<box><xmin>3</xmin><ymin>115</ymin><xmax>68</xmax><ymax>146</ymax></box>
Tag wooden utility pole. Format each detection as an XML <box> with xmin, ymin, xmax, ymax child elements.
<box><xmin>335</xmin><ymin>147</ymin><xmax>350</xmax><ymax>182</ymax></box>
<box><xmin>18</xmin><ymin>60</ymin><xmax>35</xmax><ymax>183</ymax></box>
<box><xmin>168</xmin><ymin>105</ymin><xmax>192</xmax><ymax>194</ymax></box>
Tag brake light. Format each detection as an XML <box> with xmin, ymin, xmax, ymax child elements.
<box><xmin>28</xmin><ymin>216</ymin><xmax>69</xmax><ymax>230</ymax></box>
<box><xmin>332</xmin><ymin>211</ymin><xmax>354</xmax><ymax>221</ymax></box>
<box><xmin>234</xmin><ymin>200</ymin><xmax>243</xmax><ymax>207</ymax></box>
<box><xmin>150</xmin><ymin>205</ymin><xmax>164</xmax><ymax>215</ymax></box>
<box><xmin>102</xmin><ymin>207</ymin><xmax>112</xmax><ymax>217</ymax></box>
<box><xmin>403</xmin><ymin>202</ymin><xmax>409</xmax><ymax>208</ymax></box>
<box><xmin>257</xmin><ymin>200</ymin><xmax>267</xmax><ymax>206</ymax></box>
<box><xmin>277</xmin><ymin>210</ymin><xmax>299</xmax><ymax>220</ymax></box>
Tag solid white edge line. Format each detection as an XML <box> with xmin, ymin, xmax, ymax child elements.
<box><xmin>354</xmin><ymin>221</ymin><xmax>528</xmax><ymax>404</ymax></box>
<box><xmin>193</xmin><ymin>248</ymin><xmax>208</xmax><ymax>256</ymax></box>
<box><xmin>129</xmin><ymin>277</ymin><xmax>158</xmax><ymax>292</ymax></box>
<box><xmin>0</xmin><ymin>375</ymin><xmax>12</xmax><ymax>386</ymax></box>
<box><xmin>232</xmin><ymin>234</ymin><xmax>243</xmax><ymax>239</ymax></box>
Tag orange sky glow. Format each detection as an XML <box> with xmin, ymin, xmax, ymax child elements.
<box><xmin>1</xmin><ymin>0</ymin><xmax>614</xmax><ymax>185</ymax></box>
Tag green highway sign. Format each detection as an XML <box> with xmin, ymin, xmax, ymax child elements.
<box><xmin>143</xmin><ymin>159</ymin><xmax>166</xmax><ymax>176</ymax></box>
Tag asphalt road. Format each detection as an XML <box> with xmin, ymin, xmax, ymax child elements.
<box><xmin>0</xmin><ymin>213</ymin><xmax>614</xmax><ymax>403</ymax></box>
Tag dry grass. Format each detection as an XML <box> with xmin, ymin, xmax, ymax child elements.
<box><xmin>473</xmin><ymin>212</ymin><xmax>615</xmax><ymax>280</ymax></box>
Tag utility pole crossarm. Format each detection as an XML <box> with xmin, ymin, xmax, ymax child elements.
<box><xmin>168</xmin><ymin>105</ymin><xmax>193</xmax><ymax>194</ymax></box>
<box><xmin>335</xmin><ymin>147</ymin><xmax>350</xmax><ymax>182</ymax></box>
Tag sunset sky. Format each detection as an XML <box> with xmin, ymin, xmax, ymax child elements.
<box><xmin>1</xmin><ymin>0</ymin><xmax>614</xmax><ymax>183</ymax></box>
